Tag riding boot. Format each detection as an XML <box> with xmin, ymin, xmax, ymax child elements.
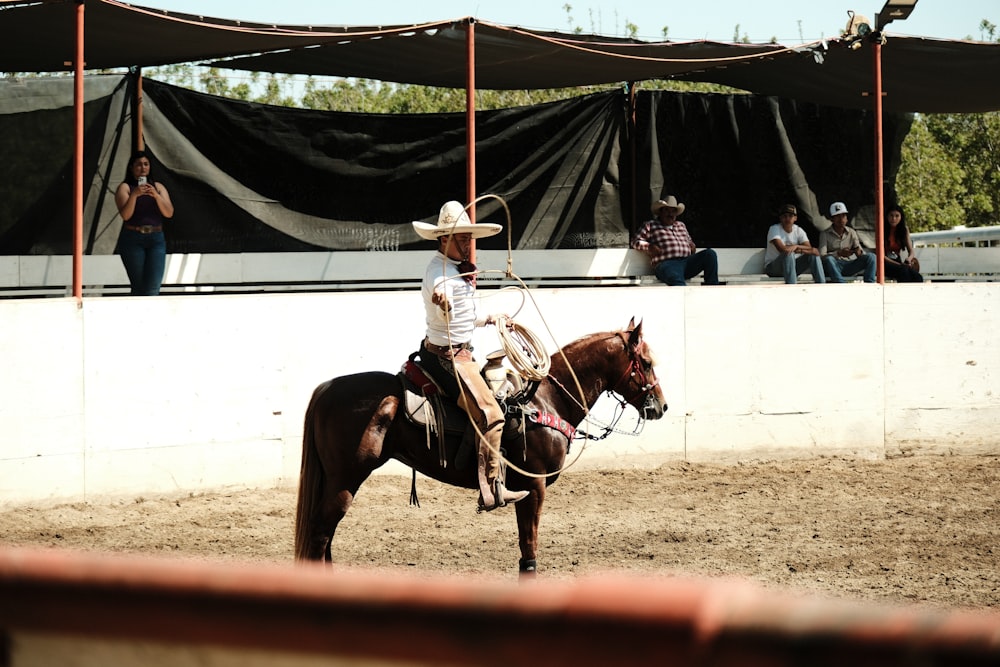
<box><xmin>477</xmin><ymin>422</ymin><xmax>529</xmax><ymax>511</ymax></box>
<box><xmin>493</xmin><ymin>477</ymin><xmax>529</xmax><ymax>507</ymax></box>
<box><xmin>476</xmin><ymin>449</ymin><xmax>496</xmax><ymax>510</ymax></box>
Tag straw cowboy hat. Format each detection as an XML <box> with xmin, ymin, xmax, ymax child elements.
<box><xmin>412</xmin><ymin>200</ymin><xmax>503</xmax><ymax>240</ymax></box>
<box><xmin>651</xmin><ymin>195</ymin><xmax>685</xmax><ymax>216</ymax></box>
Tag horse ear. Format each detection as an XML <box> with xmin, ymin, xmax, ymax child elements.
<box><xmin>627</xmin><ymin>318</ymin><xmax>643</xmax><ymax>347</ymax></box>
<box><xmin>627</xmin><ymin>316</ymin><xmax>636</xmax><ymax>331</ymax></box>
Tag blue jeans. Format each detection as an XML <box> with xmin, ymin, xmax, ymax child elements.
<box><xmin>822</xmin><ymin>253</ymin><xmax>876</xmax><ymax>283</ymax></box>
<box><xmin>118</xmin><ymin>229</ymin><xmax>166</xmax><ymax>295</ymax></box>
<box><xmin>765</xmin><ymin>253</ymin><xmax>826</xmax><ymax>284</ymax></box>
<box><xmin>654</xmin><ymin>249</ymin><xmax>720</xmax><ymax>286</ymax></box>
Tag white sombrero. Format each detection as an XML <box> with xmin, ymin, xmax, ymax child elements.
<box><xmin>412</xmin><ymin>200</ymin><xmax>503</xmax><ymax>240</ymax></box>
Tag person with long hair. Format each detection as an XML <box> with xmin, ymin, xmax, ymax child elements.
<box><xmin>883</xmin><ymin>204</ymin><xmax>923</xmax><ymax>283</ymax></box>
<box><xmin>114</xmin><ymin>150</ymin><xmax>174</xmax><ymax>295</ymax></box>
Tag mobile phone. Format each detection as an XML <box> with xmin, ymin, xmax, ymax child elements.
<box><xmin>137</xmin><ymin>176</ymin><xmax>147</xmax><ymax>186</ymax></box>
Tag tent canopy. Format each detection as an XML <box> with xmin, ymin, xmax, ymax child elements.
<box><xmin>2</xmin><ymin>0</ymin><xmax>999</xmax><ymax>113</ymax></box>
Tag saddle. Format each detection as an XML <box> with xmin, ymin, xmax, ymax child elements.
<box><xmin>398</xmin><ymin>350</ymin><xmax>535</xmax><ymax>472</ymax></box>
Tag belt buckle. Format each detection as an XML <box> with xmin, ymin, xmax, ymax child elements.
<box><xmin>140</xmin><ymin>225</ymin><xmax>154</xmax><ymax>234</ymax></box>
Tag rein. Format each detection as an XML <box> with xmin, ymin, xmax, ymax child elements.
<box><xmin>545</xmin><ymin>330</ymin><xmax>658</xmax><ymax>442</ymax></box>
<box><xmin>546</xmin><ymin>374</ymin><xmax>644</xmax><ymax>441</ymax></box>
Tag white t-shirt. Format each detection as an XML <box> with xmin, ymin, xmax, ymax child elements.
<box><xmin>764</xmin><ymin>223</ymin><xmax>810</xmax><ymax>265</ymax></box>
<box><xmin>422</xmin><ymin>252</ymin><xmax>478</xmax><ymax>346</ymax></box>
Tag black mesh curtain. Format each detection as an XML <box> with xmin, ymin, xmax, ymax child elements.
<box><xmin>634</xmin><ymin>90</ymin><xmax>913</xmax><ymax>248</ymax></box>
<box><xmin>141</xmin><ymin>80</ymin><xmax>627</xmax><ymax>252</ymax></box>
<box><xmin>0</xmin><ymin>76</ymin><xmax>126</xmax><ymax>255</ymax></box>
<box><xmin>0</xmin><ymin>76</ymin><xmax>910</xmax><ymax>255</ymax></box>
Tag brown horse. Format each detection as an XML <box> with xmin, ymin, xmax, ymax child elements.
<box><xmin>295</xmin><ymin>318</ymin><xmax>667</xmax><ymax>575</ymax></box>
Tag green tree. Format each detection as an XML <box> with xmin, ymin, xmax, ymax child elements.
<box><xmin>895</xmin><ymin>116</ymin><xmax>968</xmax><ymax>231</ymax></box>
<box><xmin>893</xmin><ymin>18</ymin><xmax>999</xmax><ymax>230</ymax></box>
<box><xmin>924</xmin><ymin>112</ymin><xmax>1000</xmax><ymax>227</ymax></box>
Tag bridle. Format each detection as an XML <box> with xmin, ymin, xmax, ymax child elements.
<box><xmin>612</xmin><ymin>332</ymin><xmax>660</xmax><ymax>409</ymax></box>
<box><xmin>546</xmin><ymin>332</ymin><xmax>661</xmax><ymax>438</ymax></box>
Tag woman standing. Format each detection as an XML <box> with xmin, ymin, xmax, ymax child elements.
<box><xmin>115</xmin><ymin>151</ymin><xmax>174</xmax><ymax>295</ymax></box>
<box><xmin>883</xmin><ymin>204</ymin><xmax>923</xmax><ymax>283</ymax></box>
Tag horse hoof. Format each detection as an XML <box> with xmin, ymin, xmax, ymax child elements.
<box><xmin>519</xmin><ymin>558</ymin><xmax>537</xmax><ymax>576</ymax></box>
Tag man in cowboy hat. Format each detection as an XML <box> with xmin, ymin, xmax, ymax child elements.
<box><xmin>412</xmin><ymin>201</ymin><xmax>529</xmax><ymax>511</ymax></box>
<box><xmin>631</xmin><ymin>195</ymin><xmax>720</xmax><ymax>286</ymax></box>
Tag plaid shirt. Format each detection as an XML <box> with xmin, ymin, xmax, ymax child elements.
<box><xmin>631</xmin><ymin>218</ymin><xmax>696</xmax><ymax>264</ymax></box>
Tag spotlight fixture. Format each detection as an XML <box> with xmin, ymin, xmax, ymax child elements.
<box><xmin>844</xmin><ymin>11</ymin><xmax>872</xmax><ymax>38</ymax></box>
<box><xmin>876</xmin><ymin>0</ymin><xmax>918</xmax><ymax>31</ymax></box>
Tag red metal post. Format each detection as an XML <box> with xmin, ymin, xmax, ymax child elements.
<box><xmin>135</xmin><ymin>68</ymin><xmax>145</xmax><ymax>151</ymax></box>
<box><xmin>72</xmin><ymin>0</ymin><xmax>85</xmax><ymax>300</ymax></box>
<box><xmin>465</xmin><ymin>18</ymin><xmax>477</xmax><ymax>263</ymax></box>
<box><xmin>628</xmin><ymin>81</ymin><xmax>637</xmax><ymax>232</ymax></box>
<box><xmin>873</xmin><ymin>38</ymin><xmax>885</xmax><ymax>284</ymax></box>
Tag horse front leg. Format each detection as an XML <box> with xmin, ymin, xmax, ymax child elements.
<box><xmin>514</xmin><ymin>480</ymin><xmax>546</xmax><ymax>577</ymax></box>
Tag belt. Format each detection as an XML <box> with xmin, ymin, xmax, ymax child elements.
<box><xmin>124</xmin><ymin>224</ymin><xmax>162</xmax><ymax>234</ymax></box>
<box><xmin>423</xmin><ymin>338</ymin><xmax>472</xmax><ymax>356</ymax></box>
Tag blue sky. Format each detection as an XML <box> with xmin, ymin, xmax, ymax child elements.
<box><xmin>137</xmin><ymin>1</ymin><xmax>997</xmax><ymax>43</ymax></box>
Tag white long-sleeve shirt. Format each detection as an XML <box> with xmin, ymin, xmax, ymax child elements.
<box><xmin>421</xmin><ymin>252</ymin><xmax>482</xmax><ymax>346</ymax></box>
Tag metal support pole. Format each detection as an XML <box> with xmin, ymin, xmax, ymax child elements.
<box><xmin>465</xmin><ymin>19</ymin><xmax>478</xmax><ymax>263</ymax></box>
<box><xmin>72</xmin><ymin>0</ymin><xmax>85</xmax><ymax>301</ymax></box>
<box><xmin>873</xmin><ymin>37</ymin><xmax>886</xmax><ymax>284</ymax></box>
<box><xmin>135</xmin><ymin>67</ymin><xmax>145</xmax><ymax>151</ymax></box>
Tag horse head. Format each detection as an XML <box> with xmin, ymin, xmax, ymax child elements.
<box><xmin>614</xmin><ymin>318</ymin><xmax>668</xmax><ymax>420</ymax></box>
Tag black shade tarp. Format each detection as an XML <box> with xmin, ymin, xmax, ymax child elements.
<box><xmin>635</xmin><ymin>92</ymin><xmax>913</xmax><ymax>249</ymax></box>
<box><xmin>0</xmin><ymin>75</ymin><xmax>909</xmax><ymax>256</ymax></box>
<box><xmin>208</xmin><ymin>21</ymin><xmax>1000</xmax><ymax>114</ymax></box>
<box><xmin>1</xmin><ymin>2</ymin><xmax>998</xmax><ymax>113</ymax></box>
<box><xmin>0</xmin><ymin>0</ymin><xmax>346</xmax><ymax>72</ymax></box>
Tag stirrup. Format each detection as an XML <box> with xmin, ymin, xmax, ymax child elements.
<box><xmin>478</xmin><ymin>479</ymin><xmax>528</xmax><ymax>512</ymax></box>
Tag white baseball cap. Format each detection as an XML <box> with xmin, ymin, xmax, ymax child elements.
<box><xmin>829</xmin><ymin>202</ymin><xmax>848</xmax><ymax>216</ymax></box>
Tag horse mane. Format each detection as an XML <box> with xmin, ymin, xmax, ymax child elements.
<box><xmin>548</xmin><ymin>330</ymin><xmax>624</xmax><ymax>377</ymax></box>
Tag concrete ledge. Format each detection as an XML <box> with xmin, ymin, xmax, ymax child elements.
<box><xmin>4</xmin><ymin>247</ymin><xmax>996</xmax><ymax>297</ymax></box>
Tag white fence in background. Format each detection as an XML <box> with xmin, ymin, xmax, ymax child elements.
<box><xmin>912</xmin><ymin>225</ymin><xmax>1000</xmax><ymax>246</ymax></box>
<box><xmin>910</xmin><ymin>226</ymin><xmax>1000</xmax><ymax>279</ymax></box>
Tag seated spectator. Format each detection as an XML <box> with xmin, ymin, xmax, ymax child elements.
<box><xmin>764</xmin><ymin>204</ymin><xmax>826</xmax><ymax>284</ymax></box>
<box><xmin>883</xmin><ymin>204</ymin><xmax>923</xmax><ymax>282</ymax></box>
<box><xmin>631</xmin><ymin>195</ymin><xmax>720</xmax><ymax>286</ymax></box>
<box><xmin>819</xmin><ymin>202</ymin><xmax>876</xmax><ymax>283</ymax></box>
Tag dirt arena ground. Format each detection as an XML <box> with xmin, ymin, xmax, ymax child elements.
<box><xmin>2</xmin><ymin>454</ymin><xmax>998</xmax><ymax>611</ymax></box>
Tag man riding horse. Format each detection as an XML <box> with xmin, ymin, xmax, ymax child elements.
<box><xmin>413</xmin><ymin>201</ymin><xmax>530</xmax><ymax>512</ymax></box>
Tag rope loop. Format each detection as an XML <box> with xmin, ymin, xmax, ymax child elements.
<box><xmin>495</xmin><ymin>316</ymin><xmax>550</xmax><ymax>382</ymax></box>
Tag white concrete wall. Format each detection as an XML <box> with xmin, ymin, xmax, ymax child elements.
<box><xmin>1</xmin><ymin>283</ymin><xmax>997</xmax><ymax>507</ymax></box>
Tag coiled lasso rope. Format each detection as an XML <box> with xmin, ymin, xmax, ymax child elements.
<box><xmin>494</xmin><ymin>314</ymin><xmax>550</xmax><ymax>382</ymax></box>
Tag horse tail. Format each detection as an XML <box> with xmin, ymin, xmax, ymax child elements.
<box><xmin>294</xmin><ymin>381</ymin><xmax>327</xmax><ymax>561</ymax></box>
